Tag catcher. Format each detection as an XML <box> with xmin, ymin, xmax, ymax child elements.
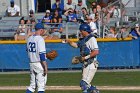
<box><xmin>67</xmin><ymin>23</ymin><xmax>100</xmax><ymax>93</ymax></box>
<box><xmin>46</xmin><ymin>50</ymin><xmax>58</xmax><ymax>60</ymax></box>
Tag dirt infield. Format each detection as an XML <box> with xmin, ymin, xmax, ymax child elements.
<box><xmin>0</xmin><ymin>86</ymin><xmax>140</xmax><ymax>91</ymax></box>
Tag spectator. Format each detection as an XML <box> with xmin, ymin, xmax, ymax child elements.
<box><xmin>75</xmin><ymin>0</ymin><xmax>87</xmax><ymax>20</ymax></box>
<box><xmin>113</xmin><ymin>5</ymin><xmax>121</xmax><ymax>18</ymax></box>
<box><xmin>89</xmin><ymin>7</ymin><xmax>97</xmax><ymax>22</ymax></box>
<box><xmin>25</xmin><ymin>18</ymin><xmax>32</xmax><ymax>37</ymax></box>
<box><xmin>29</xmin><ymin>9</ymin><xmax>36</xmax><ymax>21</ymax></box>
<box><xmin>52</xmin><ymin>0</ymin><xmax>64</xmax><ymax>15</ymax></box>
<box><xmin>64</xmin><ymin>0</ymin><xmax>75</xmax><ymax>11</ymax></box>
<box><xmin>42</xmin><ymin>10</ymin><xmax>52</xmax><ymax>31</ymax></box>
<box><xmin>81</xmin><ymin>7</ymin><xmax>89</xmax><ymax>21</ymax></box>
<box><xmin>86</xmin><ymin>16</ymin><xmax>98</xmax><ymax>37</ymax></box>
<box><xmin>117</xmin><ymin>25</ymin><xmax>129</xmax><ymax>39</ymax></box>
<box><xmin>7</xmin><ymin>0</ymin><xmax>20</xmax><ymax>17</ymax></box>
<box><xmin>96</xmin><ymin>4</ymin><xmax>102</xmax><ymax>12</ymax></box>
<box><xmin>105</xmin><ymin>26</ymin><xmax>118</xmax><ymax>38</ymax></box>
<box><xmin>51</xmin><ymin>9</ymin><xmax>62</xmax><ymax>23</ymax></box>
<box><xmin>50</xmin><ymin>18</ymin><xmax>63</xmax><ymax>39</ymax></box>
<box><xmin>89</xmin><ymin>1</ymin><xmax>97</xmax><ymax>14</ymax></box>
<box><xmin>14</xmin><ymin>17</ymin><xmax>26</xmax><ymax>40</ymax></box>
<box><xmin>42</xmin><ymin>10</ymin><xmax>52</xmax><ymax>24</ymax></box>
<box><xmin>106</xmin><ymin>5</ymin><xmax>115</xmax><ymax>23</ymax></box>
<box><xmin>30</xmin><ymin>19</ymin><xmax>36</xmax><ymax>34</ymax></box>
<box><xmin>129</xmin><ymin>24</ymin><xmax>140</xmax><ymax>39</ymax></box>
<box><xmin>64</xmin><ymin>8</ymin><xmax>77</xmax><ymax>22</ymax></box>
<box><xmin>91</xmin><ymin>1</ymin><xmax>97</xmax><ymax>8</ymax></box>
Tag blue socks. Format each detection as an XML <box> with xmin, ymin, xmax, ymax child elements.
<box><xmin>26</xmin><ymin>89</ymin><xmax>44</xmax><ymax>93</ymax></box>
<box><xmin>38</xmin><ymin>91</ymin><xmax>44</xmax><ymax>93</ymax></box>
<box><xmin>26</xmin><ymin>89</ymin><xmax>32</xmax><ymax>93</ymax></box>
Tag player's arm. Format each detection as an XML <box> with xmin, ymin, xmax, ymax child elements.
<box><xmin>89</xmin><ymin>49</ymin><xmax>99</xmax><ymax>58</ymax></box>
<box><xmin>38</xmin><ymin>38</ymin><xmax>48</xmax><ymax>76</ymax></box>
<box><xmin>40</xmin><ymin>53</ymin><xmax>48</xmax><ymax>76</ymax></box>
<box><xmin>82</xmin><ymin>49</ymin><xmax>99</xmax><ymax>61</ymax></box>
<box><xmin>66</xmin><ymin>39</ymin><xmax>78</xmax><ymax>48</ymax></box>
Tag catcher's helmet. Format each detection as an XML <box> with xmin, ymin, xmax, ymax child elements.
<box><xmin>79</xmin><ymin>24</ymin><xmax>92</xmax><ymax>33</ymax></box>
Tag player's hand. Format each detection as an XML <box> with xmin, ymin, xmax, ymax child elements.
<box><xmin>43</xmin><ymin>69</ymin><xmax>48</xmax><ymax>76</ymax></box>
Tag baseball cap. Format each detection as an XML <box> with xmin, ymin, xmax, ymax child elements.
<box><xmin>78</xmin><ymin>0</ymin><xmax>82</xmax><ymax>2</ymax></box>
<box><xmin>35</xmin><ymin>23</ymin><xmax>44</xmax><ymax>30</ymax></box>
<box><xmin>135</xmin><ymin>24</ymin><xmax>139</xmax><ymax>27</ymax></box>
<box><xmin>10</xmin><ymin>0</ymin><xmax>14</xmax><ymax>3</ymax></box>
<box><xmin>46</xmin><ymin>10</ymin><xmax>50</xmax><ymax>13</ymax></box>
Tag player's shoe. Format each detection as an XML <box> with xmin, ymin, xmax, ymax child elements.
<box><xmin>88</xmin><ymin>86</ymin><xmax>100</xmax><ymax>93</ymax></box>
<box><xmin>92</xmin><ymin>89</ymin><xmax>100</xmax><ymax>93</ymax></box>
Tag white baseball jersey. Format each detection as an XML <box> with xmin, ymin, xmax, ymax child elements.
<box><xmin>7</xmin><ymin>4</ymin><xmax>20</xmax><ymax>16</ymax></box>
<box><xmin>27</xmin><ymin>35</ymin><xmax>46</xmax><ymax>62</ymax></box>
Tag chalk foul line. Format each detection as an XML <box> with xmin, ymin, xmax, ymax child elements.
<box><xmin>0</xmin><ymin>86</ymin><xmax>140</xmax><ymax>91</ymax></box>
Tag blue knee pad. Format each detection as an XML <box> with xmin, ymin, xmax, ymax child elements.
<box><xmin>26</xmin><ymin>89</ymin><xmax>32</xmax><ymax>93</ymax></box>
<box><xmin>80</xmin><ymin>80</ymin><xmax>89</xmax><ymax>93</ymax></box>
<box><xmin>38</xmin><ymin>91</ymin><xmax>44</xmax><ymax>93</ymax></box>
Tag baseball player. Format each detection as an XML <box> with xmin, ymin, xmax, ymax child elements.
<box><xmin>67</xmin><ymin>23</ymin><xmax>99</xmax><ymax>93</ymax></box>
<box><xmin>26</xmin><ymin>23</ymin><xmax>48</xmax><ymax>93</ymax></box>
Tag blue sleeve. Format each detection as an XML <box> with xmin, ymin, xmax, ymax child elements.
<box><xmin>59</xmin><ymin>3</ymin><xmax>64</xmax><ymax>10</ymax></box>
<box><xmin>74</xmin><ymin>14</ymin><xmax>77</xmax><ymax>19</ymax></box>
<box><xmin>39</xmin><ymin>53</ymin><xmax>46</xmax><ymax>62</ymax></box>
<box><xmin>49</xmin><ymin>16</ymin><xmax>52</xmax><ymax>20</ymax></box>
<box><xmin>52</xmin><ymin>4</ymin><xmax>56</xmax><ymax>10</ymax></box>
<box><xmin>130</xmin><ymin>30</ymin><xmax>137</xmax><ymax>36</ymax></box>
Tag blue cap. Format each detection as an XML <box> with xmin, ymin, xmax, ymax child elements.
<box><xmin>79</xmin><ymin>24</ymin><xmax>92</xmax><ymax>33</ymax></box>
<box><xmin>35</xmin><ymin>23</ymin><xmax>44</xmax><ymax>30</ymax></box>
<box><xmin>10</xmin><ymin>0</ymin><xmax>14</xmax><ymax>3</ymax></box>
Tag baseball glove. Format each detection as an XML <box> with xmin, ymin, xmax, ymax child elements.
<box><xmin>72</xmin><ymin>56</ymin><xmax>82</xmax><ymax>64</ymax></box>
<box><xmin>46</xmin><ymin>50</ymin><xmax>58</xmax><ymax>60</ymax></box>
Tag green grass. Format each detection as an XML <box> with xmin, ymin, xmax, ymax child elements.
<box><xmin>0</xmin><ymin>71</ymin><xmax>140</xmax><ymax>86</ymax></box>
<box><xmin>1</xmin><ymin>90</ymin><xmax>140</xmax><ymax>93</ymax></box>
<box><xmin>94</xmin><ymin>71</ymin><xmax>140</xmax><ymax>86</ymax></box>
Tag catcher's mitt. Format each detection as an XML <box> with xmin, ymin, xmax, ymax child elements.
<box><xmin>46</xmin><ymin>50</ymin><xmax>58</xmax><ymax>60</ymax></box>
<box><xmin>72</xmin><ymin>56</ymin><xmax>82</xmax><ymax>64</ymax></box>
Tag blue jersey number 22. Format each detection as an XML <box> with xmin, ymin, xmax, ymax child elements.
<box><xmin>29</xmin><ymin>42</ymin><xmax>36</xmax><ymax>52</ymax></box>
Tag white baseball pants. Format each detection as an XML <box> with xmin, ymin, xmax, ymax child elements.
<box><xmin>27</xmin><ymin>62</ymin><xmax>47</xmax><ymax>92</ymax></box>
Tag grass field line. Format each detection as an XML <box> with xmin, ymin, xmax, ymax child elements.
<box><xmin>0</xmin><ymin>86</ymin><xmax>140</xmax><ymax>91</ymax></box>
